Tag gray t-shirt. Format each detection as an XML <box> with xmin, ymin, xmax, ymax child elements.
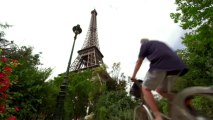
<box><xmin>139</xmin><ymin>40</ymin><xmax>187</xmax><ymax>73</ymax></box>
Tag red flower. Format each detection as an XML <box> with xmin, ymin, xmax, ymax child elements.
<box><xmin>7</xmin><ymin>116</ymin><xmax>16</xmax><ymax>120</ymax></box>
<box><xmin>0</xmin><ymin>103</ymin><xmax>6</xmax><ymax>113</ymax></box>
<box><xmin>0</xmin><ymin>79</ymin><xmax>10</xmax><ymax>92</ymax></box>
<box><xmin>3</xmin><ymin>66</ymin><xmax>12</xmax><ymax>73</ymax></box>
<box><xmin>1</xmin><ymin>93</ymin><xmax>8</xmax><ymax>99</ymax></box>
<box><xmin>14</xmin><ymin>106</ymin><xmax>20</xmax><ymax>112</ymax></box>
<box><xmin>1</xmin><ymin>57</ymin><xmax>8</xmax><ymax>62</ymax></box>
<box><xmin>1</xmin><ymin>78</ymin><xmax>10</xmax><ymax>83</ymax></box>
<box><xmin>0</xmin><ymin>73</ymin><xmax>6</xmax><ymax>79</ymax></box>
<box><xmin>0</xmin><ymin>85</ymin><xmax>9</xmax><ymax>92</ymax></box>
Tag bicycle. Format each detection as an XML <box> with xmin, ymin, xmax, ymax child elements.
<box><xmin>130</xmin><ymin>79</ymin><xmax>213</xmax><ymax>120</ymax></box>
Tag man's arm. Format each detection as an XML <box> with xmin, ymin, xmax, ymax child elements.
<box><xmin>131</xmin><ymin>57</ymin><xmax>144</xmax><ymax>82</ymax></box>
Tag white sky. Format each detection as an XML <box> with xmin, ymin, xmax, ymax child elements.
<box><xmin>0</xmin><ymin>0</ymin><xmax>185</xmax><ymax>80</ymax></box>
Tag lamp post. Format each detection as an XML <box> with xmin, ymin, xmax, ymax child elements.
<box><xmin>54</xmin><ymin>24</ymin><xmax>82</xmax><ymax>120</ymax></box>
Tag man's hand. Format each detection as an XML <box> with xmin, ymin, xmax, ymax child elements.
<box><xmin>131</xmin><ymin>77</ymin><xmax>136</xmax><ymax>82</ymax></box>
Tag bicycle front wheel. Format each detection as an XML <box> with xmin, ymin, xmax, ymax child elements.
<box><xmin>134</xmin><ymin>105</ymin><xmax>150</xmax><ymax>120</ymax></box>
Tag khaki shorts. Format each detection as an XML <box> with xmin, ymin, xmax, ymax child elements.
<box><xmin>142</xmin><ymin>70</ymin><xmax>179</xmax><ymax>92</ymax></box>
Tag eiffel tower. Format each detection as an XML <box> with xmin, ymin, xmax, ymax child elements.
<box><xmin>70</xmin><ymin>9</ymin><xmax>104</xmax><ymax>71</ymax></box>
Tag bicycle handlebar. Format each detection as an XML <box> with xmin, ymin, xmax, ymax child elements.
<box><xmin>129</xmin><ymin>79</ymin><xmax>144</xmax><ymax>99</ymax></box>
<box><xmin>133</xmin><ymin>79</ymin><xmax>143</xmax><ymax>88</ymax></box>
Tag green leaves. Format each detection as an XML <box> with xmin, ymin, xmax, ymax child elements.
<box><xmin>171</xmin><ymin>0</ymin><xmax>213</xmax><ymax>87</ymax></box>
<box><xmin>1</xmin><ymin>41</ymin><xmax>53</xmax><ymax>119</ymax></box>
<box><xmin>191</xmin><ymin>95</ymin><xmax>213</xmax><ymax>118</ymax></box>
<box><xmin>171</xmin><ymin>0</ymin><xmax>213</xmax><ymax>29</ymax></box>
<box><xmin>60</xmin><ymin>70</ymin><xmax>103</xmax><ymax>119</ymax></box>
<box><xmin>164</xmin><ymin>1</ymin><xmax>213</xmax><ymax>118</ymax></box>
<box><xmin>0</xmin><ymin>23</ymin><xmax>12</xmax><ymax>29</ymax></box>
<box><xmin>94</xmin><ymin>91</ymin><xmax>136</xmax><ymax>120</ymax></box>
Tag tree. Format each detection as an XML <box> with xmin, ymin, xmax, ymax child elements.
<box><xmin>170</xmin><ymin>0</ymin><xmax>213</xmax><ymax>88</ymax></box>
<box><xmin>61</xmin><ymin>69</ymin><xmax>104</xmax><ymax>120</ymax></box>
<box><xmin>90</xmin><ymin>63</ymin><xmax>135</xmax><ymax>120</ymax></box>
<box><xmin>94</xmin><ymin>90</ymin><xmax>136</xmax><ymax>120</ymax></box>
<box><xmin>1</xmin><ymin>23</ymin><xmax>53</xmax><ymax>119</ymax></box>
<box><xmin>9</xmin><ymin>46</ymin><xmax>52</xmax><ymax>119</ymax></box>
<box><xmin>0</xmin><ymin>48</ymin><xmax>19</xmax><ymax>119</ymax></box>
<box><xmin>0</xmin><ymin>23</ymin><xmax>15</xmax><ymax>58</ymax></box>
<box><xmin>108</xmin><ymin>62</ymin><xmax>127</xmax><ymax>91</ymax></box>
<box><xmin>36</xmin><ymin>78</ymin><xmax>60</xmax><ymax>119</ymax></box>
<box><xmin>170</xmin><ymin>0</ymin><xmax>213</xmax><ymax>30</ymax></box>
<box><xmin>0</xmin><ymin>23</ymin><xmax>12</xmax><ymax>37</ymax></box>
<box><xmin>169</xmin><ymin>0</ymin><xmax>213</xmax><ymax>118</ymax></box>
<box><xmin>109</xmin><ymin>62</ymin><xmax>121</xmax><ymax>81</ymax></box>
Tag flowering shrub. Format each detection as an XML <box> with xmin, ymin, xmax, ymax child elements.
<box><xmin>0</xmin><ymin>48</ymin><xmax>19</xmax><ymax>120</ymax></box>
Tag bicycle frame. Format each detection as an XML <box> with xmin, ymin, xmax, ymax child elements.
<box><xmin>133</xmin><ymin>103</ymin><xmax>154</xmax><ymax>120</ymax></box>
<box><xmin>142</xmin><ymin>104</ymin><xmax>154</xmax><ymax>120</ymax></box>
<box><xmin>171</xmin><ymin>86</ymin><xmax>213</xmax><ymax>120</ymax></box>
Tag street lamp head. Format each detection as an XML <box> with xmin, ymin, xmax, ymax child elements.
<box><xmin>73</xmin><ymin>24</ymin><xmax>82</xmax><ymax>35</ymax></box>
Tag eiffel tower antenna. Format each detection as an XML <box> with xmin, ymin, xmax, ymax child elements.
<box><xmin>70</xmin><ymin>9</ymin><xmax>104</xmax><ymax>71</ymax></box>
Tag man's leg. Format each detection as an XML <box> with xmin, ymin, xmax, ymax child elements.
<box><xmin>156</xmin><ymin>75</ymin><xmax>179</xmax><ymax>101</ymax></box>
<box><xmin>142</xmin><ymin>87</ymin><xmax>162</xmax><ymax>120</ymax></box>
<box><xmin>142</xmin><ymin>70</ymin><xmax>166</xmax><ymax>120</ymax></box>
<box><xmin>156</xmin><ymin>89</ymin><xmax>174</xmax><ymax>101</ymax></box>
<box><xmin>156</xmin><ymin>75</ymin><xmax>179</xmax><ymax>117</ymax></box>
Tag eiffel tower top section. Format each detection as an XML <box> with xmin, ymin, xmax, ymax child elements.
<box><xmin>81</xmin><ymin>9</ymin><xmax>100</xmax><ymax>50</ymax></box>
<box><xmin>69</xmin><ymin>9</ymin><xmax>104</xmax><ymax>71</ymax></box>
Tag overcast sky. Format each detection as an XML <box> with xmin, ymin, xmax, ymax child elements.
<box><xmin>0</xmin><ymin>0</ymin><xmax>185</xmax><ymax>80</ymax></box>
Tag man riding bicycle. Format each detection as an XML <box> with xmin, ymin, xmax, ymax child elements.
<box><xmin>131</xmin><ymin>38</ymin><xmax>188</xmax><ymax>120</ymax></box>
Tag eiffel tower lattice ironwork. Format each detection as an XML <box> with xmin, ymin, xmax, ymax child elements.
<box><xmin>70</xmin><ymin>9</ymin><xmax>104</xmax><ymax>71</ymax></box>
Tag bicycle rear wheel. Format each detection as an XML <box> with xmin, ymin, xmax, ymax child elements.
<box><xmin>134</xmin><ymin>105</ymin><xmax>150</xmax><ymax>120</ymax></box>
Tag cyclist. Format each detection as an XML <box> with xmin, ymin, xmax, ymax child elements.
<box><xmin>131</xmin><ymin>38</ymin><xmax>188</xmax><ymax>120</ymax></box>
